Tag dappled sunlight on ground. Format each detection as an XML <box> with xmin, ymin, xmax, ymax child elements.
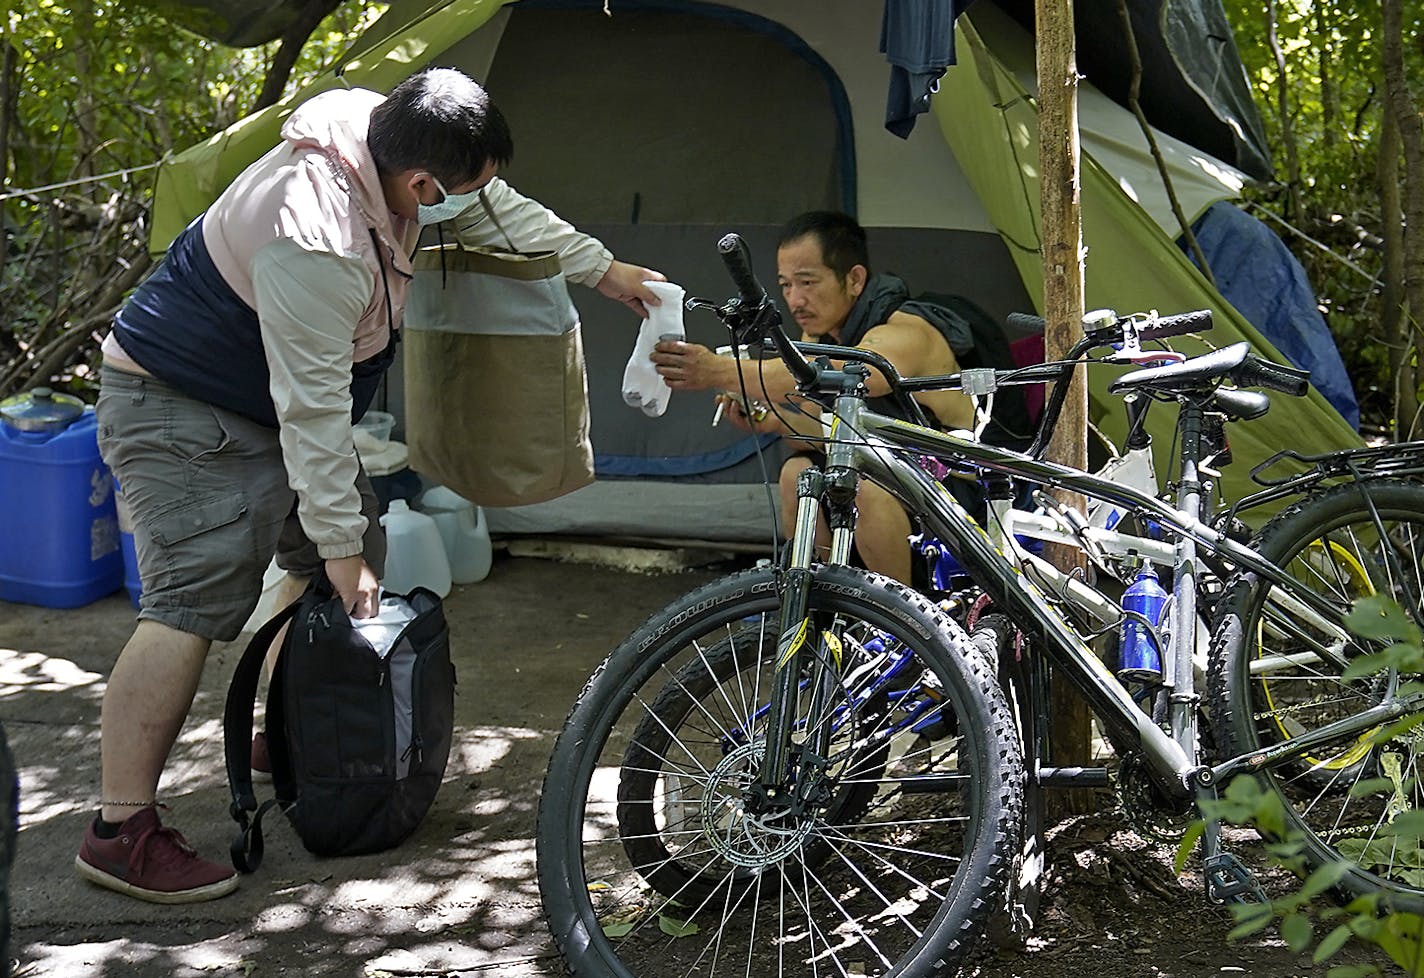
<box><xmin>0</xmin><ymin>557</ymin><xmax>727</xmax><ymax>976</ymax></box>
<box><xmin>0</xmin><ymin>648</ymin><xmax>103</xmax><ymax>695</ymax></box>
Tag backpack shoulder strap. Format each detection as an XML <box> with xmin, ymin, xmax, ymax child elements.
<box><xmin>914</xmin><ymin>291</ymin><xmax>1038</xmax><ymax>448</ymax></box>
<box><xmin>223</xmin><ymin>597</ymin><xmax>301</xmax><ymax>873</ymax></box>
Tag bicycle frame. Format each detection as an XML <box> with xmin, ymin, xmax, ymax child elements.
<box><xmin>757</xmin><ymin>388</ymin><xmax>1424</xmax><ymax>807</ymax></box>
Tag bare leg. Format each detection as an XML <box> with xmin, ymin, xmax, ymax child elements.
<box><xmin>99</xmin><ymin>621</ymin><xmax>209</xmax><ymax>823</ymax></box>
<box><xmin>851</xmin><ymin>480</ymin><xmax>913</xmax><ymax>585</ymax></box>
<box><xmin>778</xmin><ymin>456</ymin><xmax>831</xmax><ymax>555</ymax></box>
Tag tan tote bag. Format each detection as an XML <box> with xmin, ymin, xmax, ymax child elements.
<box><xmin>403</xmin><ymin>195</ymin><xmax>595</xmax><ymax>508</ymax></box>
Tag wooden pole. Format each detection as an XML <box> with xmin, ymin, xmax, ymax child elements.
<box><xmin>1035</xmin><ymin>0</ymin><xmax>1095</xmax><ymax>814</ymax></box>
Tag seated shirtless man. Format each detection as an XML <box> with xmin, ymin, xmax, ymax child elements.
<box><xmin>652</xmin><ymin>210</ymin><xmax>975</xmax><ymax>583</ymax></box>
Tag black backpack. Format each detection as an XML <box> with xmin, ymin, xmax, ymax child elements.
<box><xmin>224</xmin><ymin>574</ymin><xmax>455</xmax><ymax>870</ymax></box>
<box><xmin>914</xmin><ymin>291</ymin><xmax>1037</xmax><ymax>451</ymax></box>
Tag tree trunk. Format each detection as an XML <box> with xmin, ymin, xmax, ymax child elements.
<box><xmin>254</xmin><ymin>0</ymin><xmax>344</xmax><ymax>111</ymax></box>
<box><xmin>1382</xmin><ymin>0</ymin><xmax>1424</xmax><ymax>438</ymax></box>
<box><xmin>1036</xmin><ymin>0</ymin><xmax>1094</xmax><ymax>816</ymax></box>
<box><xmin>1266</xmin><ymin>0</ymin><xmax>1304</xmax><ymax>222</ymax></box>
<box><xmin>1378</xmin><ymin>111</ymin><xmax>1412</xmax><ymax>438</ymax></box>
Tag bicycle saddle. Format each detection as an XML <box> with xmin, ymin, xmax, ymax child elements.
<box><xmin>1108</xmin><ymin>341</ymin><xmax>1249</xmax><ymax>395</ymax></box>
<box><xmin>1205</xmin><ymin>386</ymin><xmax>1270</xmax><ymax>422</ymax></box>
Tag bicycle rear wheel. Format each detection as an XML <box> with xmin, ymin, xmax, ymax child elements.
<box><xmin>1209</xmin><ymin>479</ymin><xmax>1424</xmax><ymax>910</ymax></box>
<box><xmin>537</xmin><ymin>564</ymin><xmax>1024</xmax><ymax>978</ymax></box>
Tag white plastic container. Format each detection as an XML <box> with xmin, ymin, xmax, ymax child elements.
<box><xmin>378</xmin><ymin>499</ymin><xmax>452</xmax><ymax>597</ymax></box>
<box><xmin>354</xmin><ymin>409</ymin><xmax>396</xmax><ymax>445</ymax></box>
<box><xmin>419</xmin><ymin>486</ymin><xmax>492</xmax><ymax>584</ymax></box>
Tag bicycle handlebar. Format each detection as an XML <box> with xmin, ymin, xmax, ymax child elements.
<box><xmin>1234</xmin><ymin>354</ymin><xmax>1312</xmax><ymax>397</ymax></box>
<box><xmin>1008</xmin><ymin>308</ymin><xmax>1212</xmax><ymax>347</ymax></box>
<box><xmin>715</xmin><ymin>233</ymin><xmax>818</xmax><ymax>389</ymax></box>
<box><xmin>1143</xmin><ymin>309</ymin><xmax>1212</xmax><ymax>341</ymax></box>
<box><xmin>1006</xmin><ymin>312</ymin><xmax>1046</xmax><ymax>334</ymax></box>
<box><xmin>717</xmin><ymin>233</ymin><xmax>767</xmax><ymax>309</ymax></box>
<box><xmin>703</xmin><ymin>234</ymin><xmax>1238</xmax><ymax>457</ymax></box>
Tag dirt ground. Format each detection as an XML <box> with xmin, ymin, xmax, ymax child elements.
<box><xmin>0</xmin><ymin>550</ymin><xmax>1398</xmax><ymax>977</ymax></box>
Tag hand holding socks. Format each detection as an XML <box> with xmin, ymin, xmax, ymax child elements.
<box><xmin>622</xmin><ymin>281</ymin><xmax>686</xmax><ymax>417</ymax></box>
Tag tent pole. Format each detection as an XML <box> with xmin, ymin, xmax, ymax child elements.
<box><xmin>1035</xmin><ymin>0</ymin><xmax>1096</xmax><ymax>816</ymax></box>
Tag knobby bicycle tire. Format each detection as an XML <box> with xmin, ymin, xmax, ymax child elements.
<box><xmin>1208</xmin><ymin>478</ymin><xmax>1424</xmax><ymax>911</ymax></box>
<box><xmin>976</xmin><ymin>613</ymin><xmax>1046</xmax><ymax>948</ymax></box>
<box><xmin>536</xmin><ymin>564</ymin><xmax>1025</xmax><ymax>978</ymax></box>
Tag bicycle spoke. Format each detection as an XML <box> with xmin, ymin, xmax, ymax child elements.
<box><xmin>814</xmin><ymin>823</ymin><xmax>952</xmax><ymax>901</ymax></box>
<box><xmin>546</xmin><ymin>565</ymin><xmax>1020</xmax><ymax>977</ymax></box>
<box><xmin>1215</xmin><ymin>487</ymin><xmax>1424</xmax><ymax>910</ymax></box>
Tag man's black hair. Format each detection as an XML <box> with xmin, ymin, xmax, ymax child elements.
<box><xmin>368</xmin><ymin>67</ymin><xmax>514</xmax><ymax>186</ymax></box>
<box><xmin>776</xmin><ymin>211</ymin><xmax>871</xmax><ymax>279</ymax></box>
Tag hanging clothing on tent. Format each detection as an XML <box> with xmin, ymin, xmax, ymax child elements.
<box><xmin>880</xmin><ymin>0</ymin><xmax>978</xmax><ymax>138</ymax></box>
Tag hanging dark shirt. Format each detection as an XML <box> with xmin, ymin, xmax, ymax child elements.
<box><xmin>880</xmin><ymin>0</ymin><xmax>979</xmax><ymax>138</ymax></box>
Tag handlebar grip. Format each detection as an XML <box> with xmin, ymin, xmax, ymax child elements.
<box><xmin>718</xmin><ymin>232</ymin><xmax>816</xmax><ymax>388</ymax></box>
<box><xmin>1235</xmin><ymin>355</ymin><xmax>1312</xmax><ymax>397</ymax></box>
<box><xmin>1006</xmin><ymin>312</ymin><xmax>1045</xmax><ymax>333</ymax></box>
<box><xmin>717</xmin><ymin>233</ymin><xmax>768</xmax><ymax>309</ymax></box>
<box><xmin>1141</xmin><ymin>309</ymin><xmax>1212</xmax><ymax>341</ymax></box>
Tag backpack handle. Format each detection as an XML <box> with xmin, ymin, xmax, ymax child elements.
<box><xmin>223</xmin><ymin>596</ymin><xmax>302</xmax><ymax>872</ymax></box>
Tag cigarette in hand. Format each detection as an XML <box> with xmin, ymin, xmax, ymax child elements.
<box><xmin>712</xmin><ymin>399</ymin><xmax>726</xmax><ymax>427</ymax></box>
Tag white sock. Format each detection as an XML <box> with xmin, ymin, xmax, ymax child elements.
<box><xmin>622</xmin><ymin>281</ymin><xmax>686</xmax><ymax>417</ymax></box>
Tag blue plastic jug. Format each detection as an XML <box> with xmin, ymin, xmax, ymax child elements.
<box><xmin>0</xmin><ymin>390</ymin><xmax>123</xmax><ymax>608</ymax></box>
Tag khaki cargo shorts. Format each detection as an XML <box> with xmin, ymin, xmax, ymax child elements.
<box><xmin>97</xmin><ymin>365</ymin><xmax>385</xmax><ymax>642</ymax></box>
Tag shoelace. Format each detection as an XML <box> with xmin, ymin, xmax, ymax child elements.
<box><xmin>127</xmin><ymin>820</ymin><xmax>199</xmax><ymax>874</ymax></box>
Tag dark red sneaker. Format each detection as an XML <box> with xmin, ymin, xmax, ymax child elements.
<box><xmin>74</xmin><ymin>807</ymin><xmax>238</xmax><ymax>904</ymax></box>
<box><xmin>251</xmin><ymin>731</ymin><xmax>272</xmax><ymax>780</ymax></box>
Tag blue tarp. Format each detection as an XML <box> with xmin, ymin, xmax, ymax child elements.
<box><xmin>1183</xmin><ymin>201</ymin><xmax>1359</xmax><ymax>430</ymax></box>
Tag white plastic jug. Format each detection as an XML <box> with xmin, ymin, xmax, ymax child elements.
<box><xmin>419</xmin><ymin>486</ymin><xmax>492</xmax><ymax>584</ymax></box>
<box><xmin>378</xmin><ymin>499</ymin><xmax>452</xmax><ymax>597</ymax></box>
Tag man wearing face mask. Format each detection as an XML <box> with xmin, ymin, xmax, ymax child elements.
<box><xmin>76</xmin><ymin>67</ymin><xmax>664</xmax><ymax>904</ymax></box>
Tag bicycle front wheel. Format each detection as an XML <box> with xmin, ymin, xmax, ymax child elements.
<box><xmin>1209</xmin><ymin>479</ymin><xmax>1424</xmax><ymax>910</ymax></box>
<box><xmin>537</xmin><ymin>564</ymin><xmax>1024</xmax><ymax>978</ymax></box>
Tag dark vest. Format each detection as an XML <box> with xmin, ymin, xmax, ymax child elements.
<box><xmin>111</xmin><ymin>216</ymin><xmax>392</xmax><ymax>429</ymax></box>
<box><xmin>834</xmin><ymin>274</ymin><xmax>1033</xmax><ymax>449</ymax></box>
<box><xmin>831</xmin><ymin>273</ymin><xmax>970</xmax><ymax>429</ymax></box>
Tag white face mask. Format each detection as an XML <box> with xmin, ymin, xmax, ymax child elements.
<box><xmin>416</xmin><ymin>174</ymin><xmax>482</xmax><ymax>226</ymax></box>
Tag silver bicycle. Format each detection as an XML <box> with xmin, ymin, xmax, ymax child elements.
<box><xmin>535</xmin><ymin>233</ymin><xmax>1424</xmax><ymax>978</ymax></box>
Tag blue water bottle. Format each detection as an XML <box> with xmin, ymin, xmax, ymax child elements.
<box><xmin>1118</xmin><ymin>562</ymin><xmax>1168</xmax><ymax>682</ymax></box>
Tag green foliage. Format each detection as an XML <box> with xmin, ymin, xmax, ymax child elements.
<box><xmin>0</xmin><ymin>0</ymin><xmax>386</xmax><ymax>398</ymax></box>
<box><xmin>5</xmin><ymin>0</ymin><xmax>386</xmax><ymax>187</ymax></box>
<box><xmin>1221</xmin><ymin>0</ymin><xmax>1424</xmax><ymax>434</ymax></box>
<box><xmin>1187</xmin><ymin>591</ymin><xmax>1424</xmax><ymax>976</ymax></box>
<box><xmin>8</xmin><ymin>0</ymin><xmax>262</xmax><ymax>190</ymax></box>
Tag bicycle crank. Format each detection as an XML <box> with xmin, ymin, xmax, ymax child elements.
<box><xmin>1117</xmin><ymin>753</ymin><xmax>1196</xmax><ymax>843</ymax></box>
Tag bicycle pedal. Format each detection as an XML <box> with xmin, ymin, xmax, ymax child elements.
<box><xmin>1203</xmin><ymin>852</ymin><xmax>1268</xmax><ymax>905</ymax></box>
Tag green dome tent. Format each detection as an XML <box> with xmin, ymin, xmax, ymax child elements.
<box><xmin>146</xmin><ymin>0</ymin><xmax>1360</xmax><ymax>541</ymax></box>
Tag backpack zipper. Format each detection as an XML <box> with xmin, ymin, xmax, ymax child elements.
<box><xmin>306</xmin><ymin>608</ymin><xmax>329</xmax><ymax>645</ymax></box>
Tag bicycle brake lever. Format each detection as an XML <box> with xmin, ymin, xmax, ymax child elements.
<box><xmin>1032</xmin><ymin>490</ymin><xmax>1110</xmax><ymax>572</ymax></box>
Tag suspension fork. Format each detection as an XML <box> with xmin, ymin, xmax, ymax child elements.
<box><xmin>756</xmin><ymin>425</ymin><xmax>863</xmax><ymax>802</ymax></box>
<box><xmin>755</xmin><ymin>465</ymin><xmax>823</xmax><ymax>805</ymax></box>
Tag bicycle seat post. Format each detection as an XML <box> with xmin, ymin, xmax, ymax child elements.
<box><xmin>1167</xmin><ymin>400</ymin><xmax>1208</xmax><ymax>760</ymax></box>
